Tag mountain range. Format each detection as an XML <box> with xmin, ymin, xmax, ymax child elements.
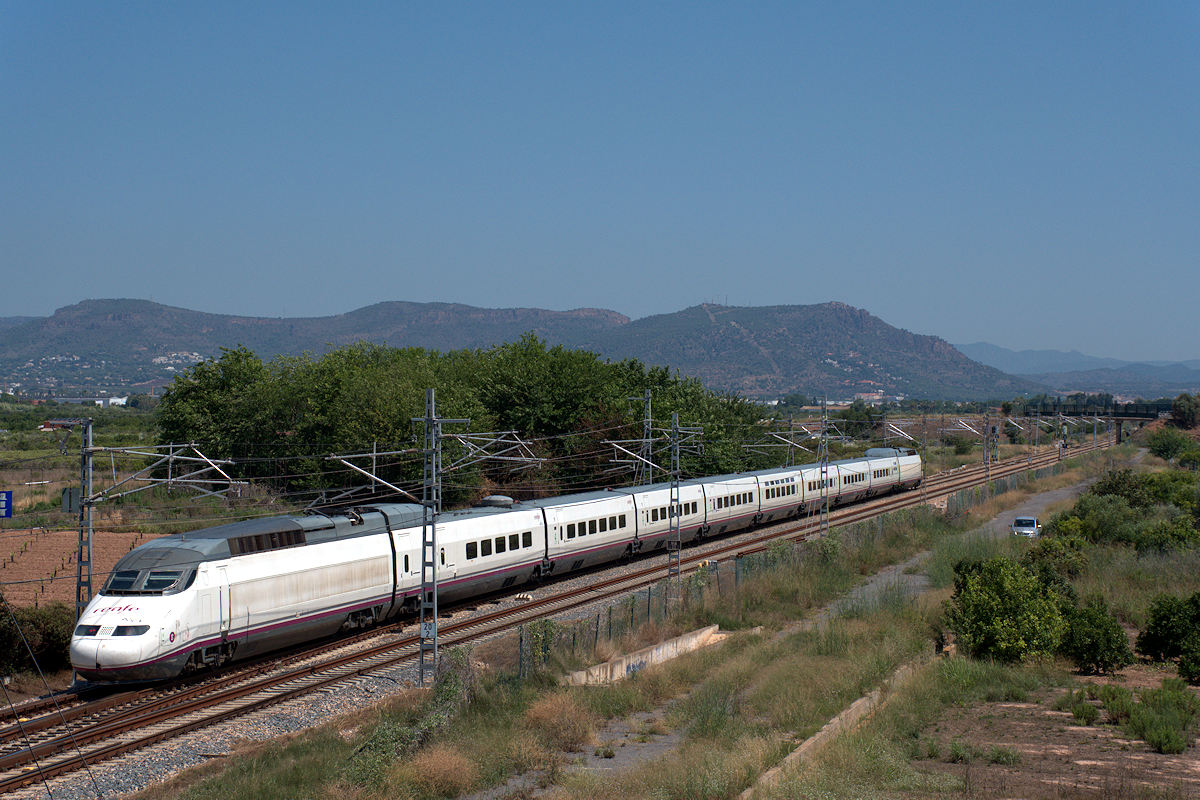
<box><xmin>957</xmin><ymin>342</ymin><xmax>1200</xmax><ymax>398</ymax></box>
<box><xmin>1</xmin><ymin>299</ymin><xmax>1039</xmax><ymax>401</ymax></box>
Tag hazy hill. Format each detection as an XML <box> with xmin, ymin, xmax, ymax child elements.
<box><xmin>0</xmin><ymin>316</ymin><xmax>37</xmax><ymax>332</ymax></box>
<box><xmin>1024</xmin><ymin>364</ymin><xmax>1200</xmax><ymax>398</ymax></box>
<box><xmin>1</xmin><ymin>298</ymin><xmax>1042</xmax><ymax>400</ymax></box>
<box><xmin>954</xmin><ymin>342</ymin><xmax>1130</xmax><ymax>374</ymax></box>
<box><xmin>956</xmin><ymin>341</ymin><xmax>1200</xmax><ymax>397</ymax></box>
<box><xmin>578</xmin><ymin>303</ymin><xmax>1039</xmax><ymax>399</ymax></box>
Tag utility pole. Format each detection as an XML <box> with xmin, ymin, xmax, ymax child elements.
<box><xmin>665</xmin><ymin>413</ymin><xmax>702</xmax><ymax>601</ymax></box>
<box><xmin>920</xmin><ymin>407</ymin><xmax>928</xmax><ymax>504</ymax></box>
<box><xmin>818</xmin><ymin>399</ymin><xmax>831</xmax><ymax>540</ymax></box>
<box><xmin>39</xmin><ymin>418</ymin><xmax>93</xmax><ymax>620</ymax></box>
<box><xmin>640</xmin><ymin>390</ymin><xmax>653</xmax><ymax>485</ymax></box>
<box><xmin>414</xmin><ymin>389</ymin><xmax>468</xmax><ymax>686</ymax></box>
<box><xmin>983</xmin><ymin>411</ymin><xmax>992</xmax><ymax>493</ymax></box>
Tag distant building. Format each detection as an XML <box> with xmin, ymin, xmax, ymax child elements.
<box><xmin>51</xmin><ymin>396</ymin><xmax>129</xmax><ymax>408</ymax></box>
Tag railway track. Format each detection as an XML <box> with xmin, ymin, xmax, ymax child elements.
<box><xmin>0</xmin><ymin>440</ymin><xmax>1109</xmax><ymax>794</ymax></box>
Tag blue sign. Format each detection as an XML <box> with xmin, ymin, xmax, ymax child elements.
<box><xmin>0</xmin><ymin>491</ymin><xmax>11</xmax><ymax>518</ymax></box>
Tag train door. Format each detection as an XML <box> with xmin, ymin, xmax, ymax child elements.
<box><xmin>439</xmin><ymin>545</ymin><xmax>457</xmax><ymax>580</ymax></box>
<box><xmin>216</xmin><ymin>565</ymin><xmax>231</xmax><ymax>638</ymax></box>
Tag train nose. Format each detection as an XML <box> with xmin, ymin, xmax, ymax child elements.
<box><xmin>70</xmin><ymin>623</ymin><xmax>159</xmax><ymax>679</ymax></box>
<box><xmin>70</xmin><ymin>636</ymin><xmax>102</xmax><ymax>671</ymax></box>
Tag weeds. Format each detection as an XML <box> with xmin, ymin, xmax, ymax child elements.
<box><xmin>524</xmin><ymin>692</ymin><xmax>595</xmax><ymax>751</ymax></box>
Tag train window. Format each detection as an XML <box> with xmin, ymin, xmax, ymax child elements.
<box><xmin>599</xmin><ymin>518</ymin><xmax>607</xmax><ymax>533</ymax></box>
<box><xmin>567</xmin><ymin>523</ymin><xmax>576</xmax><ymax>539</ymax></box>
<box><xmin>523</xmin><ymin>531</ymin><xmax>532</xmax><ymax>548</ymax></box>
<box><xmin>481</xmin><ymin>539</ymin><xmax>493</xmax><ymax>557</ymax></box>
<box><xmin>651</xmin><ymin>508</ymin><xmax>658</xmax><ymax>522</ymax></box>
<box><xmin>105</xmin><ymin>570</ymin><xmax>139</xmax><ymax>592</ymax></box>
<box><xmin>620</xmin><ymin>514</ymin><xmax>627</xmax><ymax>527</ymax></box>
<box><xmin>405</xmin><ymin>555</ymin><xmax>411</xmax><ymax>571</ymax></box>
<box><xmin>495</xmin><ymin>536</ymin><xmax>506</xmax><ymax>553</ymax></box>
<box><xmin>509</xmin><ymin>533</ymin><xmax>519</xmax><ymax>550</ymax></box>
<box><xmin>610</xmin><ymin>515</ymin><xmax>617</xmax><ymax>529</ymax></box>
<box><xmin>440</xmin><ymin>548</ymin><xmax>445</xmax><ymax>566</ymax></box>
<box><xmin>589</xmin><ymin>519</ymin><xmax>597</xmax><ymax>535</ymax></box>
<box><xmin>466</xmin><ymin>541</ymin><xmax>478</xmax><ymax>559</ymax></box>
<box><xmin>143</xmin><ymin>571</ymin><xmax>182</xmax><ymax>592</ymax></box>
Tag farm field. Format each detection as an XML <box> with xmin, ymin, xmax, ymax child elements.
<box><xmin>0</xmin><ymin>528</ymin><xmax>150</xmax><ymax>606</ymax></box>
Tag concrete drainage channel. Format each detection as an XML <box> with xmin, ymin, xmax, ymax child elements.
<box><xmin>562</xmin><ymin>624</ymin><xmax>734</xmax><ymax>686</ymax></box>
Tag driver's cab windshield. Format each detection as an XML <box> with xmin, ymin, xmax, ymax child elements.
<box><xmin>101</xmin><ymin>568</ymin><xmax>194</xmax><ymax>596</ymax></box>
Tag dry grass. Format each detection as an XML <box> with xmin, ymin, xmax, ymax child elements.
<box><xmin>524</xmin><ymin>691</ymin><xmax>596</xmax><ymax>751</ymax></box>
<box><xmin>392</xmin><ymin>743</ymin><xmax>479</xmax><ymax>797</ymax></box>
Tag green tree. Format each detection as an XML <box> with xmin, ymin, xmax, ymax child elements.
<box><xmin>1171</xmin><ymin>393</ymin><xmax>1200</xmax><ymax>429</ymax></box>
<box><xmin>1060</xmin><ymin>597</ymin><xmax>1134</xmax><ymax>675</ymax></box>
<box><xmin>1136</xmin><ymin>593</ymin><xmax>1200</xmax><ymax>662</ymax></box>
<box><xmin>944</xmin><ymin>557</ymin><xmax>1065</xmax><ymax>663</ymax></box>
<box><xmin>1148</xmin><ymin>427</ymin><xmax>1192</xmax><ymax>461</ymax></box>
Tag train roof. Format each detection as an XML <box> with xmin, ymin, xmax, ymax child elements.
<box><xmin>115</xmin><ymin>502</ymin><xmax>427</xmax><ymax>568</ymax></box>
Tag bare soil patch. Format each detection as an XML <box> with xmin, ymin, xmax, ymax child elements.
<box><xmin>913</xmin><ymin>664</ymin><xmax>1200</xmax><ymax>799</ymax></box>
<box><xmin>0</xmin><ymin>528</ymin><xmax>149</xmax><ymax>606</ymax></box>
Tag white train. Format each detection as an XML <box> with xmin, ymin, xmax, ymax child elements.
<box><xmin>70</xmin><ymin>448</ymin><xmax>921</xmax><ymax>681</ymax></box>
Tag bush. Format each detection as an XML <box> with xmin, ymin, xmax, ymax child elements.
<box><xmin>404</xmin><ymin>744</ymin><xmax>479</xmax><ymax>796</ymax></box>
<box><xmin>1060</xmin><ymin>597</ymin><xmax>1134</xmax><ymax>675</ymax></box>
<box><xmin>1071</xmin><ymin>701</ymin><xmax>1099</xmax><ymax>725</ymax></box>
<box><xmin>1143</xmin><ymin>723</ymin><xmax>1187</xmax><ymax>754</ymax></box>
<box><xmin>524</xmin><ymin>692</ymin><xmax>594</xmax><ymax>751</ymax></box>
<box><xmin>986</xmin><ymin>745</ymin><xmax>1021</xmax><ymax>765</ymax></box>
<box><xmin>944</xmin><ymin>558</ymin><xmax>1065</xmax><ymax>663</ymax></box>
<box><xmin>1022</xmin><ymin>532</ymin><xmax>1089</xmax><ymax>582</ymax></box>
<box><xmin>1089</xmin><ymin>469</ymin><xmax>1154</xmax><ymax>508</ymax></box>
<box><xmin>1136</xmin><ymin>593</ymin><xmax>1200</xmax><ymax>662</ymax></box>
<box><xmin>1148</xmin><ymin>427</ymin><xmax>1193</xmax><ymax>461</ymax></box>
<box><xmin>0</xmin><ymin>600</ymin><xmax>75</xmax><ymax>676</ymax></box>
<box><xmin>1126</xmin><ymin>680</ymin><xmax>1200</xmax><ymax>754</ymax></box>
<box><xmin>1172</xmin><ymin>393</ymin><xmax>1200</xmax><ymax>429</ymax></box>
<box><xmin>1178</xmin><ymin>632</ymin><xmax>1200</xmax><ymax>685</ymax></box>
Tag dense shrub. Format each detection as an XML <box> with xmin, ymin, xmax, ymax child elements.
<box><xmin>1089</xmin><ymin>469</ymin><xmax>1154</xmax><ymax>509</ymax></box>
<box><xmin>0</xmin><ymin>598</ymin><xmax>75</xmax><ymax>676</ymax></box>
<box><xmin>944</xmin><ymin>558</ymin><xmax>1064</xmax><ymax>663</ymax></box>
<box><xmin>1051</xmin><ymin>490</ymin><xmax>1200</xmax><ymax>552</ymax></box>
<box><xmin>1135</xmin><ymin>592</ymin><xmax>1200</xmax><ymax>662</ymax></box>
<box><xmin>1059</xmin><ymin>597</ymin><xmax>1134</xmax><ymax>675</ymax></box>
<box><xmin>1127</xmin><ymin>681</ymin><xmax>1199</xmax><ymax>755</ymax></box>
<box><xmin>1148</xmin><ymin>427</ymin><xmax>1193</xmax><ymax>461</ymax></box>
<box><xmin>1178</xmin><ymin>632</ymin><xmax>1200</xmax><ymax>685</ymax></box>
<box><xmin>1071</xmin><ymin>700</ymin><xmax>1099</xmax><ymax>725</ymax></box>
<box><xmin>1099</xmin><ymin>685</ymin><xmax>1135</xmax><ymax>724</ymax></box>
<box><xmin>1179</xmin><ymin>449</ymin><xmax>1200</xmax><ymax>472</ymax></box>
<box><xmin>1021</xmin><ymin>535</ymin><xmax>1088</xmax><ymax>581</ymax></box>
<box><xmin>1172</xmin><ymin>393</ymin><xmax>1200</xmax><ymax>429</ymax></box>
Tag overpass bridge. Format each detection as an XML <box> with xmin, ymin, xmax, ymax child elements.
<box><xmin>1026</xmin><ymin>402</ymin><xmax>1167</xmax><ymax>421</ymax></box>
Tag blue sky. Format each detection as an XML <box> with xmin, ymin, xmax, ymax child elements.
<box><xmin>2</xmin><ymin>2</ymin><xmax>1197</xmax><ymax>361</ymax></box>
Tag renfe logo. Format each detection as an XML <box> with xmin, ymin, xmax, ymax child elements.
<box><xmin>93</xmin><ymin>605</ymin><xmax>139</xmax><ymax>614</ymax></box>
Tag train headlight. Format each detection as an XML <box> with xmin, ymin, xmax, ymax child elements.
<box><xmin>74</xmin><ymin>624</ymin><xmax>100</xmax><ymax>636</ymax></box>
<box><xmin>113</xmin><ymin>625</ymin><xmax>151</xmax><ymax>636</ymax></box>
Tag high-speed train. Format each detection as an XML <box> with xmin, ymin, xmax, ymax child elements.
<box><xmin>71</xmin><ymin>448</ymin><xmax>921</xmax><ymax>681</ymax></box>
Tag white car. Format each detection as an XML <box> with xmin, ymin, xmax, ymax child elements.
<box><xmin>1011</xmin><ymin>517</ymin><xmax>1041</xmax><ymax>537</ymax></box>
